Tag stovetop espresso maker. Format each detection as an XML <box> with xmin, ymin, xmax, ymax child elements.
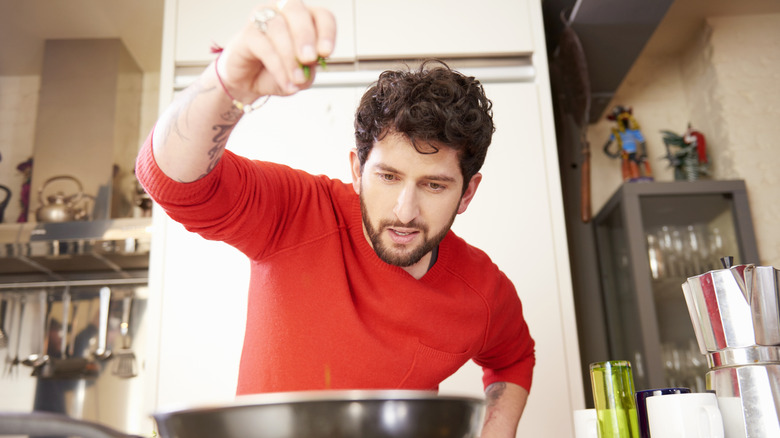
<box><xmin>682</xmin><ymin>256</ymin><xmax>780</xmax><ymax>438</ymax></box>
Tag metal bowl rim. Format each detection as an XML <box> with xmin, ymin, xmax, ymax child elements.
<box><xmin>153</xmin><ymin>389</ymin><xmax>485</xmax><ymax>419</ymax></box>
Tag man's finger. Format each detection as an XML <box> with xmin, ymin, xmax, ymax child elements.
<box><xmin>310</xmin><ymin>6</ymin><xmax>336</xmax><ymax>58</ymax></box>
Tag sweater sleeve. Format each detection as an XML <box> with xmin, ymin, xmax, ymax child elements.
<box><xmin>473</xmin><ymin>273</ymin><xmax>536</xmax><ymax>393</ymax></box>
<box><xmin>135</xmin><ymin>129</ymin><xmax>337</xmax><ymax>260</ymax></box>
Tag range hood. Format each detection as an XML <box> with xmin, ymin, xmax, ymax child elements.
<box><xmin>0</xmin><ymin>38</ymin><xmax>151</xmax><ymax>282</ymax></box>
<box><xmin>0</xmin><ymin>217</ymin><xmax>151</xmax><ymax>278</ymax></box>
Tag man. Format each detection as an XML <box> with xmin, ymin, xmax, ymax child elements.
<box><xmin>136</xmin><ymin>1</ymin><xmax>535</xmax><ymax>436</ymax></box>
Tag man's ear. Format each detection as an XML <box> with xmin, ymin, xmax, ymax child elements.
<box><xmin>349</xmin><ymin>148</ymin><xmax>361</xmax><ymax>194</ymax></box>
<box><xmin>457</xmin><ymin>173</ymin><xmax>482</xmax><ymax>214</ymax></box>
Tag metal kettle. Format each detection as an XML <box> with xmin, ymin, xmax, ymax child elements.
<box><xmin>35</xmin><ymin>175</ymin><xmax>89</xmax><ymax>222</ymax></box>
<box><xmin>682</xmin><ymin>256</ymin><xmax>780</xmax><ymax>353</ymax></box>
<box><xmin>683</xmin><ymin>257</ymin><xmax>780</xmax><ymax>438</ymax></box>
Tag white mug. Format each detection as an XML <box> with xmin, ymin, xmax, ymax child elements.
<box><xmin>647</xmin><ymin>392</ymin><xmax>724</xmax><ymax>438</ymax></box>
<box><xmin>573</xmin><ymin>408</ymin><xmax>598</xmax><ymax>438</ymax></box>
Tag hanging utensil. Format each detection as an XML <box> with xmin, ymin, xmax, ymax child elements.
<box><xmin>23</xmin><ymin>290</ymin><xmax>51</xmax><ymax>369</ymax></box>
<box><xmin>112</xmin><ymin>294</ymin><xmax>137</xmax><ymax>378</ymax></box>
<box><xmin>3</xmin><ymin>296</ymin><xmax>17</xmax><ymax>376</ymax></box>
<box><xmin>60</xmin><ymin>286</ymin><xmax>71</xmax><ymax>356</ymax></box>
<box><xmin>555</xmin><ymin>10</ymin><xmax>593</xmax><ymax>223</ymax></box>
<box><xmin>11</xmin><ymin>295</ymin><xmax>26</xmax><ymax>377</ymax></box>
<box><xmin>94</xmin><ymin>287</ymin><xmax>112</xmax><ymax>360</ymax></box>
<box><xmin>0</xmin><ymin>295</ymin><xmax>8</xmax><ymax>349</ymax></box>
<box><xmin>66</xmin><ymin>296</ymin><xmax>80</xmax><ymax>358</ymax></box>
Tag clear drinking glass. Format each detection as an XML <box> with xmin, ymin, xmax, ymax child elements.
<box><xmin>590</xmin><ymin>360</ymin><xmax>641</xmax><ymax>438</ymax></box>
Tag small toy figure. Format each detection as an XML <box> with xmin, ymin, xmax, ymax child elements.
<box><xmin>660</xmin><ymin>124</ymin><xmax>709</xmax><ymax>181</ymax></box>
<box><xmin>603</xmin><ymin>106</ymin><xmax>654</xmax><ymax>181</ymax></box>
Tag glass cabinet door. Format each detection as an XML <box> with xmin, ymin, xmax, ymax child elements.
<box><xmin>641</xmin><ymin>193</ymin><xmax>742</xmax><ymax>392</ymax></box>
<box><xmin>594</xmin><ymin>180</ymin><xmax>758</xmax><ymax>391</ymax></box>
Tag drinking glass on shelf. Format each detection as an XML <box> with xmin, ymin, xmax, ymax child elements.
<box><xmin>646</xmin><ymin>233</ymin><xmax>664</xmax><ymax>280</ymax></box>
<box><xmin>658</xmin><ymin>226</ymin><xmax>679</xmax><ymax>278</ymax></box>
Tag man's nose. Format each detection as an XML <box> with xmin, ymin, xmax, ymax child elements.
<box><xmin>393</xmin><ymin>186</ymin><xmax>420</xmax><ymax>225</ymax></box>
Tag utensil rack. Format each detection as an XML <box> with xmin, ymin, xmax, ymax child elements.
<box><xmin>0</xmin><ymin>277</ymin><xmax>147</xmax><ymax>291</ymax></box>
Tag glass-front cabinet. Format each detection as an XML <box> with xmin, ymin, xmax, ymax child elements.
<box><xmin>593</xmin><ymin>180</ymin><xmax>759</xmax><ymax>391</ymax></box>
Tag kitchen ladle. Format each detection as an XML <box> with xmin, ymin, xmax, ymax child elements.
<box><xmin>94</xmin><ymin>287</ymin><xmax>112</xmax><ymax>360</ymax></box>
<box><xmin>60</xmin><ymin>287</ymin><xmax>71</xmax><ymax>356</ymax></box>
<box><xmin>22</xmin><ymin>291</ymin><xmax>50</xmax><ymax>368</ymax></box>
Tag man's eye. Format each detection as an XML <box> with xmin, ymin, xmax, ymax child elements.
<box><xmin>379</xmin><ymin>173</ymin><xmax>396</xmax><ymax>182</ymax></box>
<box><xmin>427</xmin><ymin>182</ymin><xmax>445</xmax><ymax>191</ymax></box>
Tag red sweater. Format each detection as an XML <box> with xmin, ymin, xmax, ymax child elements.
<box><xmin>136</xmin><ymin>134</ymin><xmax>535</xmax><ymax>394</ymax></box>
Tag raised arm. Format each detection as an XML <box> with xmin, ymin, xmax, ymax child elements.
<box><xmin>151</xmin><ymin>0</ymin><xmax>336</xmax><ymax>183</ymax></box>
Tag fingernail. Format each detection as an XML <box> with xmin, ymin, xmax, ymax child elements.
<box><xmin>287</xmin><ymin>82</ymin><xmax>299</xmax><ymax>93</ymax></box>
<box><xmin>318</xmin><ymin>40</ymin><xmax>333</xmax><ymax>56</ymax></box>
<box><xmin>301</xmin><ymin>45</ymin><xmax>316</xmax><ymax>62</ymax></box>
<box><xmin>293</xmin><ymin>68</ymin><xmax>306</xmax><ymax>84</ymax></box>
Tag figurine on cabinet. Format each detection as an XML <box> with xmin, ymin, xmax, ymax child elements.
<box><xmin>660</xmin><ymin>124</ymin><xmax>709</xmax><ymax>181</ymax></box>
<box><xmin>603</xmin><ymin>105</ymin><xmax>654</xmax><ymax>182</ymax></box>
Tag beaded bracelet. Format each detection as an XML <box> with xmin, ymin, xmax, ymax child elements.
<box><xmin>214</xmin><ymin>52</ymin><xmax>270</xmax><ymax>114</ymax></box>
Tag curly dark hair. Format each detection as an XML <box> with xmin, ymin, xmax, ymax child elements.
<box><xmin>354</xmin><ymin>60</ymin><xmax>495</xmax><ymax>191</ymax></box>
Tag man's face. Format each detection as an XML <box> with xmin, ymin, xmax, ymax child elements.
<box><xmin>350</xmin><ymin>133</ymin><xmax>481</xmax><ymax>276</ymax></box>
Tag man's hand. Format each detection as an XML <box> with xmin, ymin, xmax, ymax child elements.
<box><xmin>218</xmin><ymin>0</ymin><xmax>337</xmax><ymax>102</ymax></box>
<box><xmin>481</xmin><ymin>382</ymin><xmax>529</xmax><ymax>438</ymax></box>
<box><xmin>152</xmin><ymin>0</ymin><xmax>336</xmax><ymax>182</ymax></box>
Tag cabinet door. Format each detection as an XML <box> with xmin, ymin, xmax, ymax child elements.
<box><xmin>442</xmin><ymin>82</ymin><xmax>576</xmax><ymax>438</ymax></box>
<box><xmin>593</xmin><ymin>181</ymin><xmax>759</xmax><ymax>392</ymax></box>
<box><xmin>174</xmin><ymin>0</ymin><xmax>356</xmax><ymax>64</ymax></box>
<box><xmin>354</xmin><ymin>0</ymin><xmax>534</xmax><ymax>58</ymax></box>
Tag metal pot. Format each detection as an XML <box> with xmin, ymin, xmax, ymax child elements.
<box><xmin>35</xmin><ymin>175</ymin><xmax>88</xmax><ymax>223</ymax></box>
<box><xmin>0</xmin><ymin>390</ymin><xmax>484</xmax><ymax>438</ymax></box>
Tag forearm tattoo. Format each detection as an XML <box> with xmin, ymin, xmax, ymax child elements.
<box><xmin>486</xmin><ymin>382</ymin><xmax>507</xmax><ymax>407</ymax></box>
<box><xmin>164</xmin><ymin>74</ymin><xmax>244</xmax><ymax>181</ymax></box>
<box><xmin>203</xmin><ymin>121</ymin><xmax>234</xmax><ymax>176</ymax></box>
<box><xmin>164</xmin><ymin>80</ymin><xmax>206</xmax><ymax>144</ymax></box>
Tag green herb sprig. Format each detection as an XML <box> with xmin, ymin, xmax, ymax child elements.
<box><xmin>302</xmin><ymin>56</ymin><xmax>328</xmax><ymax>81</ymax></box>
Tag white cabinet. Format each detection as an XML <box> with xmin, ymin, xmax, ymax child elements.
<box><xmin>442</xmin><ymin>82</ymin><xmax>583</xmax><ymax>438</ymax></box>
<box><xmin>173</xmin><ymin>0</ymin><xmax>534</xmax><ymax>64</ymax></box>
<box><xmin>174</xmin><ymin>0</ymin><xmax>356</xmax><ymax>64</ymax></box>
<box><xmin>354</xmin><ymin>0</ymin><xmax>534</xmax><ymax>58</ymax></box>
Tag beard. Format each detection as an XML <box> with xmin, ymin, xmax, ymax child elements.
<box><xmin>359</xmin><ymin>191</ymin><xmax>457</xmax><ymax>267</ymax></box>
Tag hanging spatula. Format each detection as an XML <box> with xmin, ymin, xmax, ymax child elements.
<box><xmin>112</xmin><ymin>294</ymin><xmax>137</xmax><ymax>378</ymax></box>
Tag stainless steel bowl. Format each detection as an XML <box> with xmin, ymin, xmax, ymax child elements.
<box><xmin>0</xmin><ymin>390</ymin><xmax>485</xmax><ymax>438</ymax></box>
<box><xmin>154</xmin><ymin>390</ymin><xmax>485</xmax><ymax>438</ymax></box>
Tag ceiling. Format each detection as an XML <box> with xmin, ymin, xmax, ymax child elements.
<box><xmin>1</xmin><ymin>0</ymin><xmax>778</xmax><ymax>83</ymax></box>
<box><xmin>0</xmin><ymin>0</ymin><xmax>164</xmax><ymax>75</ymax></box>
<box><xmin>642</xmin><ymin>0</ymin><xmax>780</xmax><ymax>56</ymax></box>
<box><xmin>543</xmin><ymin>0</ymin><xmax>780</xmax><ymax>122</ymax></box>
